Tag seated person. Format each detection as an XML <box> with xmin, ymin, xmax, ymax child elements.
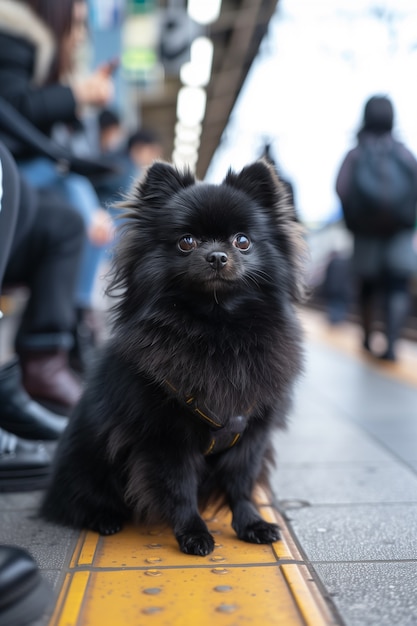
<box><xmin>0</xmin><ymin>0</ymin><xmax>116</xmax><ymax>372</ymax></box>
<box><xmin>0</xmin><ymin>141</ymin><xmax>75</xmax><ymax>494</ymax></box>
<box><xmin>0</xmin><ymin>141</ymin><xmax>85</xmax><ymax>423</ymax></box>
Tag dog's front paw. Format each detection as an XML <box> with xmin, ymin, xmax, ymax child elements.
<box><xmin>89</xmin><ymin>516</ymin><xmax>124</xmax><ymax>536</ymax></box>
<box><xmin>237</xmin><ymin>520</ymin><xmax>280</xmax><ymax>544</ymax></box>
<box><xmin>177</xmin><ymin>531</ymin><xmax>215</xmax><ymax>556</ymax></box>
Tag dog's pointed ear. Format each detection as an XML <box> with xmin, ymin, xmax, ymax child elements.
<box><xmin>223</xmin><ymin>160</ymin><xmax>279</xmax><ymax>208</ymax></box>
<box><xmin>139</xmin><ymin>161</ymin><xmax>195</xmax><ymax>206</ymax></box>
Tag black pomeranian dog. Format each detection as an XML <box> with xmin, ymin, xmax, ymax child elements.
<box><xmin>40</xmin><ymin>159</ymin><xmax>306</xmax><ymax>556</ymax></box>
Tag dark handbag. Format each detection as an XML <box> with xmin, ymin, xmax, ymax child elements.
<box><xmin>0</xmin><ymin>96</ymin><xmax>118</xmax><ymax>180</ymax></box>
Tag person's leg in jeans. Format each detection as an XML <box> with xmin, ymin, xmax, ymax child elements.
<box><xmin>19</xmin><ymin>161</ymin><xmax>108</xmax><ymax>305</ymax></box>
<box><xmin>0</xmin><ymin>142</ymin><xmax>66</xmax><ymax>442</ymax></box>
<box><xmin>18</xmin><ymin>161</ymin><xmax>113</xmax><ymax>372</ymax></box>
<box><xmin>5</xmin><ymin>189</ymin><xmax>85</xmax><ymax>412</ymax></box>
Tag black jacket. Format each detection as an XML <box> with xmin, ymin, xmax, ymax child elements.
<box><xmin>0</xmin><ymin>0</ymin><xmax>77</xmax><ymax>158</ymax></box>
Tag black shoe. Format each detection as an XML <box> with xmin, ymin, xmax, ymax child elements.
<box><xmin>0</xmin><ymin>428</ymin><xmax>51</xmax><ymax>492</ymax></box>
<box><xmin>0</xmin><ymin>545</ymin><xmax>53</xmax><ymax>626</ymax></box>
<box><xmin>0</xmin><ymin>358</ymin><xmax>68</xmax><ymax>440</ymax></box>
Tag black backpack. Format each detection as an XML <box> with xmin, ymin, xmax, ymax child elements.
<box><xmin>342</xmin><ymin>137</ymin><xmax>417</xmax><ymax>236</ymax></box>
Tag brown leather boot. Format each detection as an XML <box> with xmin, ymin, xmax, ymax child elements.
<box><xmin>0</xmin><ymin>358</ymin><xmax>67</xmax><ymax>440</ymax></box>
<box><xmin>18</xmin><ymin>349</ymin><xmax>83</xmax><ymax>412</ymax></box>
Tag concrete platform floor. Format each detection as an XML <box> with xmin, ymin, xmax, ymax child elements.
<box><xmin>272</xmin><ymin>309</ymin><xmax>417</xmax><ymax>626</ymax></box>
<box><xmin>1</xmin><ymin>307</ymin><xmax>417</xmax><ymax>625</ymax></box>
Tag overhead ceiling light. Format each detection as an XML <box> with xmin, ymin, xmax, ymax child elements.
<box><xmin>187</xmin><ymin>0</ymin><xmax>222</xmax><ymax>25</ymax></box>
<box><xmin>174</xmin><ymin>141</ymin><xmax>200</xmax><ymax>156</ymax></box>
<box><xmin>175</xmin><ymin>121</ymin><xmax>202</xmax><ymax>134</ymax></box>
<box><xmin>175</xmin><ymin>123</ymin><xmax>202</xmax><ymax>143</ymax></box>
<box><xmin>176</xmin><ymin>86</ymin><xmax>207</xmax><ymax>125</ymax></box>
<box><xmin>172</xmin><ymin>149</ymin><xmax>198</xmax><ymax>171</ymax></box>
<box><xmin>180</xmin><ymin>37</ymin><xmax>214</xmax><ymax>87</ymax></box>
<box><xmin>174</xmin><ymin>135</ymin><xmax>200</xmax><ymax>150</ymax></box>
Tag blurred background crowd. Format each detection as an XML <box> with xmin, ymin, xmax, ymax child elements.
<box><xmin>0</xmin><ymin>0</ymin><xmax>416</xmax><ymax>450</ymax></box>
<box><xmin>1</xmin><ymin>3</ymin><xmax>417</xmax><ymax>622</ymax></box>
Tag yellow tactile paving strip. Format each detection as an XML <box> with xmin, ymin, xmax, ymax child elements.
<box><xmin>48</xmin><ymin>489</ymin><xmax>335</xmax><ymax>626</ymax></box>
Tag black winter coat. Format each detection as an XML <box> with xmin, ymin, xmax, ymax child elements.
<box><xmin>0</xmin><ymin>0</ymin><xmax>78</xmax><ymax>158</ymax></box>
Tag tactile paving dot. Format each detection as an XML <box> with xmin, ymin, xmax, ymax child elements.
<box><xmin>144</xmin><ymin>569</ymin><xmax>163</xmax><ymax>577</ymax></box>
<box><xmin>216</xmin><ymin>604</ymin><xmax>238</xmax><ymax>614</ymax></box>
<box><xmin>214</xmin><ymin>585</ymin><xmax>233</xmax><ymax>593</ymax></box>
<box><xmin>143</xmin><ymin>588</ymin><xmax>162</xmax><ymax>595</ymax></box>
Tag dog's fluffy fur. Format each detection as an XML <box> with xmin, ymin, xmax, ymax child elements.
<box><xmin>40</xmin><ymin>160</ymin><xmax>306</xmax><ymax>556</ymax></box>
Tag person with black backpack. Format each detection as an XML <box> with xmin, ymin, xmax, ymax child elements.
<box><xmin>336</xmin><ymin>95</ymin><xmax>417</xmax><ymax>361</ymax></box>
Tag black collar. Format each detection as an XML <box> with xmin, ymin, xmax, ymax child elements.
<box><xmin>164</xmin><ymin>380</ymin><xmax>249</xmax><ymax>455</ymax></box>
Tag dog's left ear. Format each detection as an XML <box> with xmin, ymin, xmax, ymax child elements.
<box><xmin>139</xmin><ymin>161</ymin><xmax>195</xmax><ymax>206</ymax></box>
<box><xmin>223</xmin><ymin>160</ymin><xmax>281</xmax><ymax>209</ymax></box>
<box><xmin>226</xmin><ymin>160</ymin><xmax>307</xmax><ymax>303</ymax></box>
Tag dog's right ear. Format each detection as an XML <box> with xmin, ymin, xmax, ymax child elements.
<box><xmin>138</xmin><ymin>161</ymin><xmax>196</xmax><ymax>207</ymax></box>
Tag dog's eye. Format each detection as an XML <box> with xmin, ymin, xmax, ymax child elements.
<box><xmin>178</xmin><ymin>235</ymin><xmax>198</xmax><ymax>252</ymax></box>
<box><xmin>233</xmin><ymin>234</ymin><xmax>251</xmax><ymax>250</ymax></box>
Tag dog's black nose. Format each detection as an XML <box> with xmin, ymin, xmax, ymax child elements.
<box><xmin>207</xmin><ymin>250</ymin><xmax>228</xmax><ymax>270</ymax></box>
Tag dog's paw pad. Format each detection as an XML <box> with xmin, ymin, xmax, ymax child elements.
<box><xmin>238</xmin><ymin>520</ymin><xmax>280</xmax><ymax>544</ymax></box>
<box><xmin>177</xmin><ymin>532</ymin><xmax>215</xmax><ymax>556</ymax></box>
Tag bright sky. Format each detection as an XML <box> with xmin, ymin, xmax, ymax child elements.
<box><xmin>206</xmin><ymin>0</ymin><xmax>417</xmax><ymax>226</ymax></box>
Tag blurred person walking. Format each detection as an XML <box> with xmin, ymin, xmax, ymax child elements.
<box><xmin>0</xmin><ymin>0</ymin><xmax>116</xmax><ymax>375</ymax></box>
<box><xmin>336</xmin><ymin>95</ymin><xmax>417</xmax><ymax>361</ymax></box>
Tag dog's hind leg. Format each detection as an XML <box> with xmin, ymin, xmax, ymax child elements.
<box><xmin>41</xmin><ymin>465</ymin><xmax>129</xmax><ymax>535</ymax></box>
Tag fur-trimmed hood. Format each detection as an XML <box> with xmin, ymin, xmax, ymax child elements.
<box><xmin>0</xmin><ymin>0</ymin><xmax>55</xmax><ymax>84</ymax></box>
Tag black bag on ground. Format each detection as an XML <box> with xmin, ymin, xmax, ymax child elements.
<box><xmin>342</xmin><ymin>136</ymin><xmax>417</xmax><ymax>236</ymax></box>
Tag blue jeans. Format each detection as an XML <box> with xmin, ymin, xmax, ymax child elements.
<box><xmin>18</xmin><ymin>157</ymin><xmax>111</xmax><ymax>308</ymax></box>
